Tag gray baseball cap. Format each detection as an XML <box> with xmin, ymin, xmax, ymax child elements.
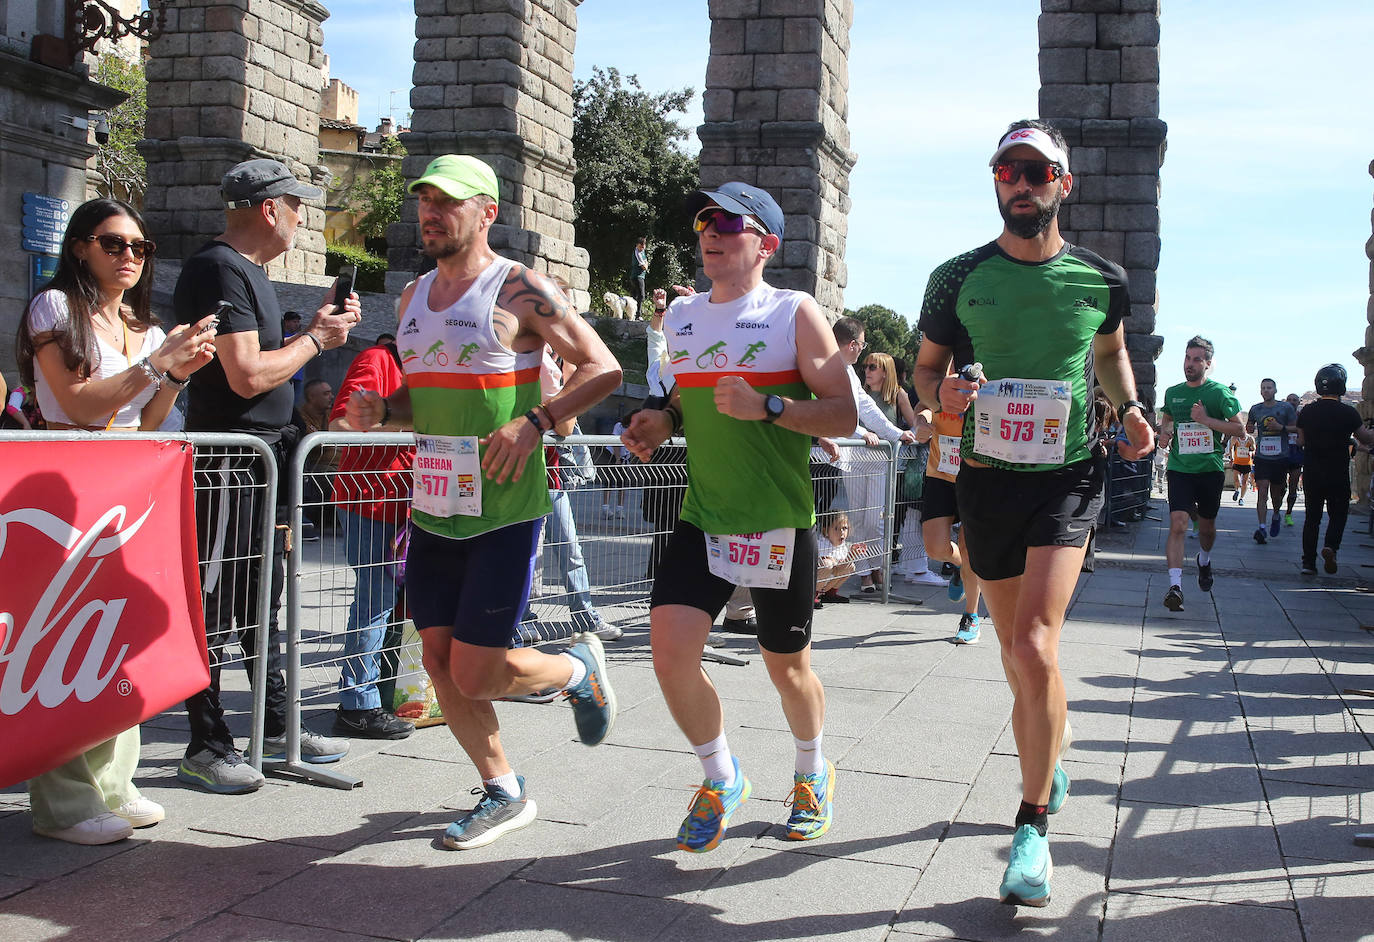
<box><xmin>221</xmin><ymin>158</ymin><xmax>324</xmax><ymax>208</ymax></box>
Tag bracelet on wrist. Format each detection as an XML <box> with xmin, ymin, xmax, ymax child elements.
<box><xmin>162</xmin><ymin>369</ymin><xmax>189</xmax><ymax>389</ymax></box>
<box><xmin>537</xmin><ymin>402</ymin><xmax>556</xmax><ymax>430</ymax></box>
<box><xmin>379</xmin><ymin>397</ymin><xmax>391</xmax><ymax>427</ymax></box>
<box><xmin>302</xmin><ymin>332</ymin><xmax>324</xmax><ymax>356</ymax></box>
<box><xmin>664</xmin><ymin>402</ymin><xmax>684</xmax><ymax>435</ymax></box>
<box><xmin>524</xmin><ymin>409</ymin><xmax>545</xmax><ymax>434</ymax></box>
<box><xmin>137</xmin><ymin>358</ymin><xmax>165</xmax><ymax>388</ymax></box>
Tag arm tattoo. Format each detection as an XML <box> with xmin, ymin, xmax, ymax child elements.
<box><xmin>492</xmin><ymin>307</ymin><xmax>519</xmax><ymax>344</ymax></box>
<box><xmin>502</xmin><ymin>267</ymin><xmax>572</xmax><ymax>322</ymax></box>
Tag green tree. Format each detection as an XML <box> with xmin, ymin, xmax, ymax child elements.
<box><xmin>572</xmin><ymin>67</ymin><xmax>699</xmax><ymax>305</ymax></box>
<box><xmin>345</xmin><ymin>135</ymin><xmax>407</xmax><ymax>241</ymax></box>
<box><xmin>846</xmin><ymin>304</ymin><xmax>921</xmax><ymax>365</ymax></box>
<box><xmin>91</xmin><ymin>54</ymin><xmax>145</xmax><ymax>204</ymax></box>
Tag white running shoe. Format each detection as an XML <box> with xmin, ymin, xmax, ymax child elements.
<box><xmin>906</xmin><ymin>570</ymin><xmax>948</xmax><ymax>586</ymax></box>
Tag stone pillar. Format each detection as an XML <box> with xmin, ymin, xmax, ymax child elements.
<box><xmin>139</xmin><ymin>0</ymin><xmax>330</xmax><ymax>282</ymax></box>
<box><xmin>697</xmin><ymin>0</ymin><xmax>856</xmax><ymax>317</ymax></box>
<box><xmin>1037</xmin><ymin>0</ymin><xmax>1165</xmax><ymax>408</ymax></box>
<box><xmin>392</xmin><ymin>0</ymin><xmax>589</xmax><ymax>301</ymax></box>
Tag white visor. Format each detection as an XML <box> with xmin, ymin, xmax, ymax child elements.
<box><xmin>989</xmin><ymin>127</ymin><xmax>1070</xmax><ymax>172</ymax></box>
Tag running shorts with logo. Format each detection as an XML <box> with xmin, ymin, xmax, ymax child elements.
<box><xmin>651</xmin><ymin>282</ymin><xmax>817</xmax><ymax>643</ymax></box>
<box><xmin>397</xmin><ymin>258</ymin><xmax>552</xmax><ymax>646</ymax></box>
<box><xmin>1159</xmin><ymin>379</ymin><xmax>1236</xmax><ymax>521</ymax></box>
<box><xmin>917</xmin><ymin>241</ymin><xmax>1128</xmax><ymax>580</ymax></box>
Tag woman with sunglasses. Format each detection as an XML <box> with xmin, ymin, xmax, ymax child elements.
<box><xmin>18</xmin><ymin>198</ymin><xmax>216</xmax><ymax>433</ymax></box>
<box><xmin>16</xmin><ymin>197</ymin><xmax>215</xmax><ymax>845</ymax></box>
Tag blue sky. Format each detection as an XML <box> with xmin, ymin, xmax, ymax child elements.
<box><xmin>321</xmin><ymin>0</ymin><xmax>1372</xmax><ymax>402</ymax></box>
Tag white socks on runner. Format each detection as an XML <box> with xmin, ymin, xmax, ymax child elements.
<box><xmin>485</xmin><ymin>771</ymin><xmax>521</xmax><ymax>798</ymax></box>
<box><xmin>561</xmin><ymin>652</ymin><xmax>587</xmax><ymax>690</ymax></box>
<box><xmin>1197</xmin><ymin>550</ymin><xmax>1211</xmax><ymax>566</ymax></box>
<box><xmin>794</xmin><ymin>732</ymin><xmax>825</xmax><ymax>777</ymax></box>
<box><xmin>1168</xmin><ymin>567</ymin><xmax>1182</xmax><ymax>587</ymax></box>
<box><xmin>692</xmin><ymin>732</ymin><xmax>735</xmax><ymax>786</ymax></box>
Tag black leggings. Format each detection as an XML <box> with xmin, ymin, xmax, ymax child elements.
<box><xmin>1302</xmin><ymin>469</ymin><xmax>1350</xmax><ymax>564</ymax></box>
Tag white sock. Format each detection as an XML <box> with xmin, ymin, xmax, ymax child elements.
<box><xmin>1168</xmin><ymin>567</ymin><xmax>1182</xmax><ymax>587</ymax></box>
<box><xmin>1197</xmin><ymin>550</ymin><xmax>1210</xmax><ymax>566</ymax></box>
<box><xmin>794</xmin><ymin>732</ymin><xmax>825</xmax><ymax>777</ymax></box>
<box><xmin>691</xmin><ymin>732</ymin><xmax>735</xmax><ymax>786</ymax></box>
<box><xmin>561</xmin><ymin>652</ymin><xmax>587</xmax><ymax>690</ymax></box>
<box><xmin>484</xmin><ymin>771</ymin><xmax>521</xmax><ymax>798</ymax></box>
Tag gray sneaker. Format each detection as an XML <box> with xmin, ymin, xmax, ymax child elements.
<box><xmin>442</xmin><ymin>776</ymin><xmax>537</xmax><ymax>850</ymax></box>
<box><xmin>262</xmin><ymin>729</ymin><xmax>350</xmax><ymax>764</ymax></box>
<box><xmin>177</xmin><ymin>748</ymin><xmax>265</xmax><ymax>794</ymax></box>
<box><xmin>572</xmin><ymin>609</ymin><xmax>623</xmax><ymax>642</ymax></box>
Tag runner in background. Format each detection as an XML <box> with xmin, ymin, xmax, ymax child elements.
<box><xmin>1247</xmin><ymin>379</ymin><xmax>1298</xmax><ymax>544</ymax></box>
<box><xmin>1284</xmin><ymin>392</ymin><xmax>1304</xmax><ymax>525</ymax></box>
<box><xmin>1229</xmin><ymin>432</ymin><xmax>1254</xmax><ymax>505</ymax></box>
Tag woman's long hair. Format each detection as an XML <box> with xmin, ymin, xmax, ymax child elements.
<box><xmin>16</xmin><ymin>198</ymin><xmax>157</xmax><ymax>386</ymax></box>
<box><xmin>863</xmin><ymin>351</ymin><xmax>898</xmax><ymax>406</ymax></box>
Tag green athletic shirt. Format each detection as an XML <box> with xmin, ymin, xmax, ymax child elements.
<box><xmin>1160</xmin><ymin>379</ymin><xmax>1240</xmax><ymax>474</ymax></box>
<box><xmin>917</xmin><ymin>241</ymin><xmax>1129</xmax><ymax>471</ymax></box>
<box><xmin>662</xmin><ymin>282</ymin><xmax>814</xmax><ymax>533</ymax></box>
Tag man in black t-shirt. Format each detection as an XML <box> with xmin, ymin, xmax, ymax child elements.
<box><xmin>1296</xmin><ymin>364</ymin><xmax>1374</xmax><ymax>574</ymax></box>
<box><xmin>172</xmin><ymin>158</ymin><xmax>361</xmax><ymax>793</ymax></box>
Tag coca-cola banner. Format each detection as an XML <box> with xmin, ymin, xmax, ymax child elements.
<box><xmin>0</xmin><ymin>441</ymin><xmax>210</xmax><ymax>786</ymax></box>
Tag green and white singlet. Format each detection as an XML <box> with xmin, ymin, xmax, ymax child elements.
<box><xmin>398</xmin><ymin>257</ymin><xmax>550</xmax><ymax>540</ymax></box>
<box><xmin>917</xmin><ymin>241</ymin><xmax>1129</xmax><ymax>472</ymax></box>
<box><xmin>664</xmin><ymin>282</ymin><xmax>815</xmax><ymax>533</ymax></box>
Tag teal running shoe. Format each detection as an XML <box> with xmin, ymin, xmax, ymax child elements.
<box><xmin>999</xmin><ymin>824</ymin><xmax>1052</xmax><ymax>907</ymax></box>
<box><xmin>947</xmin><ymin>569</ymin><xmax>965</xmax><ymax>603</ymax></box>
<box><xmin>564</xmin><ymin>632</ymin><xmax>617</xmax><ymax>746</ymax></box>
<box><xmin>785</xmin><ymin>760</ymin><xmax>835</xmax><ymax>840</ymax></box>
<box><xmin>677</xmin><ymin>756</ymin><xmax>751</xmax><ymax>853</ymax></box>
<box><xmin>442</xmin><ymin>776</ymin><xmax>537</xmax><ymax>850</ymax></box>
<box><xmin>1047</xmin><ymin>763</ymin><xmax>1070</xmax><ymax>815</ymax></box>
<box><xmin>952</xmin><ymin>613</ymin><xmax>980</xmax><ymax>644</ymax></box>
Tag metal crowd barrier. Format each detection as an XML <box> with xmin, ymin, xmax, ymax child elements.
<box><xmin>1102</xmin><ymin>450</ymin><xmax>1159</xmax><ymax>526</ymax></box>
<box><xmin>0</xmin><ymin>431</ymin><xmax>277</xmax><ymax>771</ymax></box>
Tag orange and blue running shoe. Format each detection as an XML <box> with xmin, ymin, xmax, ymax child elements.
<box><xmin>676</xmin><ymin>756</ymin><xmax>751</xmax><ymax>853</ymax></box>
<box><xmin>785</xmin><ymin>759</ymin><xmax>836</xmax><ymax>840</ymax></box>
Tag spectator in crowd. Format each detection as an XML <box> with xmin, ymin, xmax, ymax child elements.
<box><xmin>17</xmin><ymin>197</ymin><xmax>216</xmax><ymax>842</ymax></box>
<box><xmin>821</xmin><ymin>317</ymin><xmax>916</xmax><ymax>594</ymax></box>
<box><xmin>630</xmin><ymin>236</ymin><xmax>648</xmax><ymax>305</ymax></box>
<box><xmin>604</xmin><ymin>413</ymin><xmax>632</xmax><ymax>519</ymax></box>
<box><xmin>816</xmin><ymin>512</ymin><xmax>859</xmax><ymax>605</ymax></box>
<box><xmin>173</xmin><ymin>157</ymin><xmax>360</xmax><ymax>793</ymax></box>
<box><xmin>294</xmin><ymin>377</ymin><xmax>339</xmax><ymax>539</ymax></box>
<box><xmin>327</xmin><ymin>335</ymin><xmax>416</xmax><ymax>739</ymax></box>
<box><xmin>376</xmin><ymin>332</ymin><xmax>396</xmax><ymax>346</ymax></box>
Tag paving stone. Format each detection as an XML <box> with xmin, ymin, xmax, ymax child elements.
<box><xmin>1109</xmin><ymin>802</ymin><xmax>1292</xmax><ymax>906</ymax></box>
<box><xmin>958</xmin><ymin>754</ymin><xmax>1119</xmax><ymax>840</ymax></box>
<box><xmin>1289</xmin><ymin>859</ymin><xmax>1374</xmax><ymax>941</ymax></box>
<box><xmin>1100</xmin><ymin>890</ymin><xmax>1302</xmax><ymax>941</ymax></box>
<box><xmin>894</xmin><ymin>824</ymin><xmax>1110</xmax><ymax>941</ymax></box>
<box><xmin>659</xmin><ymin>845</ymin><xmax>917</xmax><ymax>941</ymax></box>
<box><xmin>428</xmin><ymin>878</ymin><xmax>693</xmax><ymax>941</ymax></box>
<box><xmin>1121</xmin><ymin>742</ymin><xmax>1265</xmax><ymax>811</ymax></box>
<box><xmin>846</xmin><ymin>711</ymin><xmax>1004</xmax><ymax>784</ymax></box>
<box><xmin>166</xmin><ymin>913</ymin><xmax>381</xmax><ymax>941</ymax></box>
<box><xmin>1266</xmin><ymin>780</ymin><xmax>1374</xmax><ymax>863</ymax></box>
<box><xmin>2</xmin><ymin>831</ymin><xmax>318</xmax><ymax>941</ymax></box>
<box><xmin>0</xmin><ymin>873</ymin><xmax>34</xmax><ymax>902</ymax></box>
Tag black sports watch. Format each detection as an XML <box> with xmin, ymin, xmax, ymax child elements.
<box><xmin>762</xmin><ymin>394</ymin><xmax>785</xmax><ymax>423</ymax></box>
<box><xmin>1119</xmin><ymin>399</ymin><xmax>1145</xmax><ymax>417</ymax></box>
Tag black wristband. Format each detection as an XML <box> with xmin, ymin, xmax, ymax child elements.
<box><xmin>525</xmin><ymin>408</ymin><xmax>545</xmax><ymax>433</ymax></box>
<box><xmin>934</xmin><ymin>377</ymin><xmax>944</xmax><ymax>409</ymax></box>
<box><xmin>1119</xmin><ymin>399</ymin><xmax>1145</xmax><ymax>417</ymax></box>
<box><xmin>664</xmin><ymin>403</ymin><xmax>683</xmax><ymax>435</ymax></box>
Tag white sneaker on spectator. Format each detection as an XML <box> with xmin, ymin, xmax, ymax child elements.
<box><xmin>906</xmin><ymin>570</ymin><xmax>948</xmax><ymax>586</ymax></box>
<box><xmin>35</xmin><ymin>811</ymin><xmax>132</xmax><ymax>845</ymax></box>
<box><xmin>111</xmin><ymin>797</ymin><xmax>165</xmax><ymax>828</ymax></box>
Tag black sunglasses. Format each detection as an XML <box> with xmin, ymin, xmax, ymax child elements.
<box><xmin>992</xmin><ymin>160</ymin><xmax>1064</xmax><ymax>186</ymax></box>
<box><xmin>85</xmin><ymin>234</ymin><xmax>157</xmax><ymax>261</ymax></box>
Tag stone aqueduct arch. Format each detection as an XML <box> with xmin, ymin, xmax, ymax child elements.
<box><xmin>142</xmin><ymin>0</ymin><xmax>1165</xmax><ymax>402</ymax></box>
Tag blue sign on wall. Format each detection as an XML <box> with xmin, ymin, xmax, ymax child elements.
<box><xmin>22</xmin><ymin>193</ymin><xmax>70</xmax><ymax>256</ymax></box>
<box><xmin>30</xmin><ymin>254</ymin><xmax>59</xmax><ymax>296</ymax></box>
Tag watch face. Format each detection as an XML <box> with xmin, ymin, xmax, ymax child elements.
<box><xmin>765</xmin><ymin>395</ymin><xmax>784</xmax><ymax>419</ymax></box>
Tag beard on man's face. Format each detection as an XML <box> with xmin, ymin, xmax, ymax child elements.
<box><xmin>998</xmin><ymin>190</ymin><xmax>1062</xmax><ymax>240</ymax></box>
<box><xmin>423</xmin><ymin>236</ymin><xmax>459</xmax><ymax>260</ymax></box>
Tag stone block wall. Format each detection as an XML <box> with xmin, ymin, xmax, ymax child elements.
<box><xmin>139</xmin><ymin>0</ymin><xmax>330</xmax><ymax>282</ymax></box>
<box><xmin>390</xmin><ymin>0</ymin><xmax>590</xmax><ymax>303</ymax></box>
<box><xmin>1038</xmin><ymin>0</ymin><xmax>1165</xmax><ymax>407</ymax></box>
<box><xmin>697</xmin><ymin>0</ymin><xmax>857</xmax><ymax>317</ymax></box>
<box><xmin>1351</xmin><ymin>160</ymin><xmax>1374</xmax><ymax>504</ymax></box>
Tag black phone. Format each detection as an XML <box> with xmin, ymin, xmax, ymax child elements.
<box><xmin>199</xmin><ymin>300</ymin><xmax>233</xmax><ymax>335</ymax></box>
<box><xmin>334</xmin><ymin>265</ymin><xmax>357</xmax><ymax>313</ymax></box>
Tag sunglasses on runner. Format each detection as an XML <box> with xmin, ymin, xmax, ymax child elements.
<box><xmin>992</xmin><ymin>160</ymin><xmax>1064</xmax><ymax>186</ymax></box>
<box><xmin>85</xmin><ymin>234</ymin><xmax>157</xmax><ymax>261</ymax></box>
<box><xmin>693</xmin><ymin>207</ymin><xmax>768</xmax><ymax>236</ymax></box>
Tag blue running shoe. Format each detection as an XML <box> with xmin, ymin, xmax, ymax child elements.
<box><xmin>443</xmin><ymin>776</ymin><xmax>537</xmax><ymax>850</ymax></box>
<box><xmin>677</xmin><ymin>756</ymin><xmax>751</xmax><ymax>853</ymax></box>
<box><xmin>952</xmin><ymin>613</ymin><xmax>980</xmax><ymax>644</ymax></box>
<box><xmin>1047</xmin><ymin>763</ymin><xmax>1070</xmax><ymax>815</ymax></box>
<box><xmin>1269</xmin><ymin>513</ymin><xmax>1281</xmax><ymax>538</ymax></box>
<box><xmin>1000</xmin><ymin>824</ymin><xmax>1052</xmax><ymax>907</ymax></box>
<box><xmin>947</xmin><ymin>569</ymin><xmax>965</xmax><ymax>604</ymax></box>
<box><xmin>564</xmin><ymin>632</ymin><xmax>617</xmax><ymax>745</ymax></box>
<box><xmin>785</xmin><ymin>760</ymin><xmax>835</xmax><ymax>840</ymax></box>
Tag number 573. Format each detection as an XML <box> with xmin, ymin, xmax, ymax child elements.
<box><xmin>1000</xmin><ymin>419</ymin><xmax>1034</xmax><ymax>442</ymax></box>
<box><xmin>728</xmin><ymin>542</ymin><xmax>760</xmax><ymax>566</ymax></box>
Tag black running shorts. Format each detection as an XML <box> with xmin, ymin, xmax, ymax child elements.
<box><xmin>1166</xmin><ymin>469</ymin><xmax>1225</xmax><ymax>519</ymax></box>
<box><xmin>921</xmin><ymin>476</ymin><xmax>959</xmax><ymax>523</ymax></box>
<box><xmin>955</xmin><ymin>458</ymin><xmax>1104</xmax><ymax>582</ymax></box>
<box><xmin>650</xmin><ymin>519</ymin><xmax>817</xmax><ymax>654</ymax></box>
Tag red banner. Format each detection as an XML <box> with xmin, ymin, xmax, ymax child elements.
<box><xmin>0</xmin><ymin>440</ymin><xmax>210</xmax><ymax>786</ymax></box>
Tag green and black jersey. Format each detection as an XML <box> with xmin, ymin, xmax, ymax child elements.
<box><xmin>917</xmin><ymin>241</ymin><xmax>1129</xmax><ymax>472</ymax></box>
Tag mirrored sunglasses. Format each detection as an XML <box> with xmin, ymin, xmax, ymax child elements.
<box><xmin>85</xmin><ymin>234</ymin><xmax>156</xmax><ymax>261</ymax></box>
<box><xmin>992</xmin><ymin>160</ymin><xmax>1064</xmax><ymax>186</ymax></box>
<box><xmin>693</xmin><ymin>207</ymin><xmax>768</xmax><ymax>236</ymax></box>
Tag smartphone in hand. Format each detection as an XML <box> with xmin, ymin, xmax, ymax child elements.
<box><xmin>199</xmin><ymin>300</ymin><xmax>233</xmax><ymax>335</ymax></box>
<box><xmin>334</xmin><ymin>265</ymin><xmax>357</xmax><ymax>314</ymax></box>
